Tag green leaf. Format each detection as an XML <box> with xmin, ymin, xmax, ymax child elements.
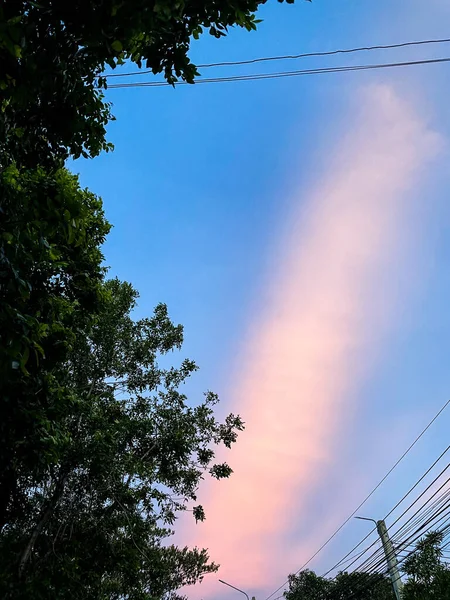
<box><xmin>111</xmin><ymin>40</ymin><xmax>123</xmax><ymax>52</ymax></box>
<box><xmin>48</xmin><ymin>247</ymin><xmax>59</xmax><ymax>260</ymax></box>
<box><xmin>21</xmin><ymin>345</ymin><xmax>30</xmax><ymax>367</ymax></box>
<box><xmin>68</xmin><ymin>222</ymin><xmax>75</xmax><ymax>244</ymax></box>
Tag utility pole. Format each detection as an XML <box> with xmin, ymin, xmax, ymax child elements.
<box><xmin>376</xmin><ymin>519</ymin><xmax>403</xmax><ymax>600</ymax></box>
<box><xmin>355</xmin><ymin>517</ymin><xmax>403</xmax><ymax>600</ymax></box>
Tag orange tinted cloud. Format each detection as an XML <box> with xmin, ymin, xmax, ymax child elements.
<box><xmin>185</xmin><ymin>84</ymin><xmax>442</xmax><ymax>598</ymax></box>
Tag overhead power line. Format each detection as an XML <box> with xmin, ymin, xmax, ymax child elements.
<box><xmin>322</xmin><ymin>444</ymin><xmax>450</xmax><ymax>578</ymax></box>
<box><xmin>104</xmin><ymin>36</ymin><xmax>450</xmax><ymax>78</ymax></box>
<box><xmin>324</xmin><ymin>458</ymin><xmax>450</xmax><ymax>576</ymax></box>
<box><xmin>107</xmin><ymin>56</ymin><xmax>450</xmax><ymax>89</ymax></box>
<box><xmin>339</xmin><ymin>461</ymin><xmax>450</xmax><ymax>576</ymax></box>
<box><xmin>348</xmin><ymin>500</ymin><xmax>450</xmax><ymax>600</ymax></box>
<box><xmin>387</xmin><ymin>469</ymin><xmax>450</xmax><ymax>539</ymax></box>
<box><xmin>331</xmin><ymin>467</ymin><xmax>450</xmax><ymax>600</ymax></box>
<box><xmin>324</xmin><ymin>448</ymin><xmax>450</xmax><ymax>579</ymax></box>
<box><xmin>391</xmin><ymin>488</ymin><xmax>450</xmax><ymax>546</ymax></box>
<box><xmin>264</xmin><ymin>398</ymin><xmax>450</xmax><ymax>600</ymax></box>
<box><xmin>339</xmin><ymin>472</ymin><xmax>450</xmax><ymax>598</ymax></box>
<box><xmin>385</xmin><ymin>446</ymin><xmax>450</xmax><ymax>522</ymax></box>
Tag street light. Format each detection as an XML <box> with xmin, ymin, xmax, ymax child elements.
<box><xmin>355</xmin><ymin>516</ymin><xmax>377</xmax><ymax>526</ymax></box>
<box><xmin>219</xmin><ymin>579</ymin><xmax>250</xmax><ymax>600</ymax></box>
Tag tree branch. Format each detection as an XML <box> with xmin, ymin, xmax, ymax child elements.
<box><xmin>18</xmin><ymin>469</ymin><xmax>69</xmax><ymax>577</ymax></box>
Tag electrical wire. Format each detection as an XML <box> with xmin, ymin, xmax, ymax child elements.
<box><xmin>391</xmin><ymin>491</ymin><xmax>450</xmax><ymax>552</ymax></box>
<box><xmin>107</xmin><ymin>56</ymin><xmax>450</xmax><ymax>89</ymax></box>
<box><xmin>103</xmin><ymin>36</ymin><xmax>450</xmax><ymax>78</ymax></box>
<box><xmin>322</xmin><ymin>444</ymin><xmax>450</xmax><ymax>578</ymax></box>
<box><xmin>387</xmin><ymin>468</ymin><xmax>450</xmax><ymax>534</ymax></box>
<box><xmin>343</xmin><ymin>571</ymin><xmax>392</xmax><ymax>600</ymax></box>
<box><xmin>321</xmin><ymin>531</ymin><xmax>378</xmax><ymax>577</ymax></box>
<box><xmin>385</xmin><ymin>446</ymin><xmax>450</xmax><ymax>521</ymax></box>
<box><xmin>285</xmin><ymin>480</ymin><xmax>450</xmax><ymax>600</ymax></box>
<box><xmin>394</xmin><ymin>513</ymin><xmax>450</xmax><ymax>572</ymax></box>
<box><xmin>327</xmin><ymin>538</ymin><xmax>381</xmax><ymax>575</ymax></box>
<box><xmin>317</xmin><ymin>456</ymin><xmax>450</xmax><ymax>598</ymax></box>
<box><xmin>338</xmin><ymin>506</ymin><xmax>450</xmax><ymax>600</ymax></box>
<box><xmin>264</xmin><ymin>398</ymin><xmax>450</xmax><ymax>600</ymax></box>
<box><xmin>391</xmin><ymin>488</ymin><xmax>450</xmax><ymax>546</ymax></box>
<box><xmin>340</xmin><ymin>486</ymin><xmax>450</xmax><ymax>599</ymax></box>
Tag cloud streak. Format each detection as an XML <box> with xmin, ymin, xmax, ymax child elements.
<box><xmin>185</xmin><ymin>84</ymin><xmax>442</xmax><ymax>599</ymax></box>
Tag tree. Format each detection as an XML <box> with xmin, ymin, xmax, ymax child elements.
<box><xmin>331</xmin><ymin>572</ymin><xmax>394</xmax><ymax>600</ymax></box>
<box><xmin>0</xmin><ymin>165</ymin><xmax>110</xmax><ymax>533</ymax></box>
<box><xmin>285</xmin><ymin>570</ymin><xmax>333</xmax><ymax>600</ymax></box>
<box><xmin>284</xmin><ymin>570</ymin><xmax>394</xmax><ymax>600</ymax></box>
<box><xmin>402</xmin><ymin>531</ymin><xmax>450</xmax><ymax>600</ymax></box>
<box><xmin>0</xmin><ymin>0</ymin><xmax>295</xmax><ymax>167</ymax></box>
<box><xmin>0</xmin><ymin>275</ymin><xmax>244</xmax><ymax>599</ymax></box>
<box><xmin>1</xmin><ymin>0</ymin><xmax>274</xmax><ymax>594</ymax></box>
<box><xmin>0</xmin><ymin>165</ymin><xmax>245</xmax><ymax>597</ymax></box>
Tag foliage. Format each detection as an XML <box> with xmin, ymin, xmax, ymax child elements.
<box><xmin>0</xmin><ymin>168</ymin><xmax>244</xmax><ymax>598</ymax></box>
<box><xmin>402</xmin><ymin>531</ymin><xmax>450</xmax><ymax>600</ymax></box>
<box><xmin>285</xmin><ymin>570</ymin><xmax>333</xmax><ymax>600</ymax></box>
<box><xmin>0</xmin><ymin>0</ymin><xmax>296</xmax><ymax>166</ymax></box>
<box><xmin>331</xmin><ymin>572</ymin><xmax>394</xmax><ymax>600</ymax></box>
<box><xmin>1</xmin><ymin>0</ymin><xmax>271</xmax><ymax>595</ymax></box>
<box><xmin>0</xmin><ymin>276</ymin><xmax>244</xmax><ymax>599</ymax></box>
<box><xmin>0</xmin><ymin>165</ymin><xmax>110</xmax><ymax>534</ymax></box>
<box><xmin>284</xmin><ymin>569</ymin><xmax>394</xmax><ymax>600</ymax></box>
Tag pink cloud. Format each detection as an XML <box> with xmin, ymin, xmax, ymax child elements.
<box><xmin>183</xmin><ymin>84</ymin><xmax>442</xmax><ymax>599</ymax></box>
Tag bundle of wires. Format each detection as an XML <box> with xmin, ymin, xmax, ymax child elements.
<box><xmin>101</xmin><ymin>37</ymin><xmax>450</xmax><ymax>89</ymax></box>
<box><xmin>319</xmin><ymin>448</ymin><xmax>450</xmax><ymax>599</ymax></box>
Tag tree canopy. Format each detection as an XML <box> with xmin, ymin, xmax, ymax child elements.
<box><xmin>402</xmin><ymin>531</ymin><xmax>450</xmax><ymax>600</ymax></box>
<box><xmin>0</xmin><ymin>196</ymin><xmax>244</xmax><ymax>598</ymax></box>
<box><xmin>0</xmin><ymin>166</ymin><xmax>110</xmax><ymax>534</ymax></box>
<box><xmin>0</xmin><ymin>0</ymin><xmax>298</xmax><ymax>597</ymax></box>
<box><xmin>284</xmin><ymin>570</ymin><xmax>394</xmax><ymax>600</ymax></box>
<box><xmin>0</xmin><ymin>0</ymin><xmax>295</xmax><ymax>167</ymax></box>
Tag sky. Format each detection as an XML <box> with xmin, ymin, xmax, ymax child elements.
<box><xmin>74</xmin><ymin>1</ymin><xmax>450</xmax><ymax>599</ymax></box>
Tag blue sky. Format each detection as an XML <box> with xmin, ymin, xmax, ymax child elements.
<box><xmin>73</xmin><ymin>1</ymin><xmax>450</xmax><ymax>598</ymax></box>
